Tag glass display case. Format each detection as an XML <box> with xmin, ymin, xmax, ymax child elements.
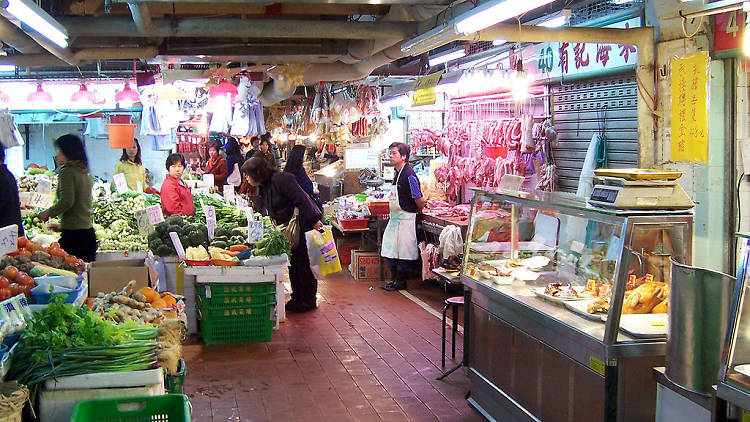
<box><xmin>461</xmin><ymin>188</ymin><xmax>693</xmax><ymax>422</ymax></box>
<box><xmin>717</xmin><ymin>233</ymin><xmax>750</xmax><ymax>415</ymax></box>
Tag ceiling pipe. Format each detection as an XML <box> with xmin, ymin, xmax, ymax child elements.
<box><xmin>60</xmin><ymin>17</ymin><xmax>417</xmax><ymax>40</ymax></box>
<box><xmin>303</xmin><ymin>43</ymin><xmax>403</xmax><ymax>84</ymax></box>
<box><xmin>0</xmin><ymin>46</ymin><xmax>158</xmax><ymax>66</ymax></box>
<box><xmin>0</xmin><ymin>17</ymin><xmax>41</xmax><ymax>54</ymax></box>
<box><xmin>128</xmin><ymin>2</ymin><xmax>154</xmax><ymax>33</ymax></box>
<box><xmin>258</xmin><ymin>76</ymin><xmax>297</xmax><ymax>107</ymax></box>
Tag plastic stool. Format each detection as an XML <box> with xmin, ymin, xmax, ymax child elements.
<box><xmin>441</xmin><ymin>296</ymin><xmax>464</xmax><ymax>368</ymax></box>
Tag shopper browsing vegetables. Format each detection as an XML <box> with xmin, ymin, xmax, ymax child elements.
<box><xmin>222</xmin><ymin>136</ymin><xmax>244</xmax><ymax>187</ymax></box>
<box><xmin>113</xmin><ymin>138</ymin><xmax>147</xmax><ymax>191</ymax></box>
<box><xmin>242</xmin><ymin>156</ymin><xmax>323</xmax><ymax>313</ymax></box>
<box><xmin>160</xmin><ymin>153</ymin><xmax>195</xmax><ymax>217</ymax></box>
<box><xmin>0</xmin><ymin>147</ymin><xmax>24</xmax><ymax>237</ymax></box>
<box><xmin>37</xmin><ymin>134</ymin><xmax>97</xmax><ymax>262</ymax></box>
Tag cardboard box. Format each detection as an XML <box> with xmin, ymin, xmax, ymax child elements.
<box><xmin>350</xmin><ymin>250</ymin><xmax>390</xmax><ymax>281</ymax></box>
<box><xmin>343</xmin><ymin>170</ymin><xmax>365</xmax><ymax>195</ymax></box>
<box><xmin>88</xmin><ymin>259</ymin><xmax>149</xmax><ymax>296</ymax></box>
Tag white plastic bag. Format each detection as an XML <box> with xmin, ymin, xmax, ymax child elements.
<box><xmin>305</xmin><ymin>226</ymin><xmax>342</xmax><ymax>279</ymax></box>
<box><xmin>438</xmin><ymin>225</ymin><xmax>464</xmax><ymax>258</ymax></box>
<box><xmin>576</xmin><ymin>134</ymin><xmax>600</xmax><ymax>199</ymax></box>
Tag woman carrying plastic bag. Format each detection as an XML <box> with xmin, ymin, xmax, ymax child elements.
<box><xmin>305</xmin><ymin>226</ymin><xmax>342</xmax><ymax>279</ymax></box>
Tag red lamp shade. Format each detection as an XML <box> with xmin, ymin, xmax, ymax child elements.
<box><xmin>115</xmin><ymin>82</ymin><xmax>140</xmax><ymax>104</ymax></box>
<box><xmin>27</xmin><ymin>83</ymin><xmax>52</xmax><ymax>103</ymax></box>
<box><xmin>209</xmin><ymin>80</ymin><xmax>238</xmax><ymax>99</ymax></box>
<box><xmin>71</xmin><ymin>83</ymin><xmax>95</xmax><ymax>103</ymax></box>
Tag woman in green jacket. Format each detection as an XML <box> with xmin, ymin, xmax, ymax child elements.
<box><xmin>38</xmin><ymin>134</ymin><xmax>97</xmax><ymax>262</ymax></box>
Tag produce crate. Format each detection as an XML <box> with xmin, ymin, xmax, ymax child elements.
<box><xmin>367</xmin><ymin>201</ymin><xmax>390</xmax><ymax>216</ymax></box>
<box><xmin>195</xmin><ymin>282</ymin><xmax>274</xmax><ymax>296</ymax></box>
<box><xmin>70</xmin><ymin>394</ymin><xmax>190</xmax><ymax>422</ymax></box>
<box><xmin>337</xmin><ymin>218</ymin><xmax>369</xmax><ymax>230</ymax></box>
<box><xmin>198</xmin><ymin>303</ymin><xmax>274</xmax><ymax>344</ymax></box>
<box><xmin>196</xmin><ymin>291</ymin><xmax>274</xmax><ymax>308</ymax></box>
<box><xmin>165</xmin><ymin>358</ymin><xmax>186</xmax><ymax>394</ymax></box>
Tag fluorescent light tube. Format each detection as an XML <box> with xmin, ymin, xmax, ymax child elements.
<box><xmin>5</xmin><ymin>0</ymin><xmax>68</xmax><ymax>48</ymax></box>
<box><xmin>401</xmin><ymin>24</ymin><xmax>460</xmax><ymax>56</ymax></box>
<box><xmin>538</xmin><ymin>15</ymin><xmax>567</xmax><ymax>27</ymax></box>
<box><xmin>492</xmin><ymin>38</ymin><xmax>507</xmax><ymax>46</ymax></box>
<box><xmin>429</xmin><ymin>48</ymin><xmax>466</xmax><ymax>67</ymax></box>
<box><xmin>455</xmin><ymin>0</ymin><xmax>556</xmax><ymax>34</ymax></box>
<box><xmin>0</xmin><ymin>65</ymin><xmax>15</xmax><ymax>72</ymax></box>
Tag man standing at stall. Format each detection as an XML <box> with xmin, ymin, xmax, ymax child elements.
<box><xmin>381</xmin><ymin>142</ymin><xmax>426</xmax><ymax>291</ymax></box>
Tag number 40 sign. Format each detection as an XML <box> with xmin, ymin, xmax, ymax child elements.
<box><xmin>0</xmin><ymin>224</ymin><xmax>18</xmax><ymax>256</ymax></box>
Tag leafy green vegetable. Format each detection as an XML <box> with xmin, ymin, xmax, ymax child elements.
<box><xmin>252</xmin><ymin>231</ymin><xmax>291</xmax><ymax>256</ymax></box>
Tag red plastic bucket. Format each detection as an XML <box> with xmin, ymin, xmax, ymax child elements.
<box><xmin>107</xmin><ymin>123</ymin><xmax>136</xmax><ymax>149</ymax></box>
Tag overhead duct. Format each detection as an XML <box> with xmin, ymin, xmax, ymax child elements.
<box><xmin>0</xmin><ymin>18</ymin><xmax>41</xmax><ymax>54</ymax></box>
<box><xmin>60</xmin><ymin>17</ymin><xmax>417</xmax><ymax>40</ymax></box>
<box><xmin>0</xmin><ymin>46</ymin><xmax>158</xmax><ymax>67</ymax></box>
<box><xmin>303</xmin><ymin>43</ymin><xmax>403</xmax><ymax>84</ymax></box>
<box><xmin>258</xmin><ymin>75</ymin><xmax>297</xmax><ymax>107</ymax></box>
<box><xmin>128</xmin><ymin>3</ymin><xmax>154</xmax><ymax>33</ymax></box>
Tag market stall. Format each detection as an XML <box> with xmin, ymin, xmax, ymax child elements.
<box><xmin>460</xmin><ymin>187</ymin><xmax>693</xmax><ymax>421</ymax></box>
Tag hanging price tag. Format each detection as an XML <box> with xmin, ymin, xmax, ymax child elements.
<box><xmin>202</xmin><ymin>173</ymin><xmax>214</xmax><ymax>188</ymax></box>
<box><xmin>235</xmin><ymin>196</ymin><xmax>248</xmax><ymax>210</ymax></box>
<box><xmin>0</xmin><ymin>224</ymin><xmax>18</xmax><ymax>256</ymax></box>
<box><xmin>247</xmin><ymin>221</ymin><xmax>264</xmax><ymax>244</ymax></box>
<box><xmin>136</xmin><ymin>181</ymin><xmax>143</xmax><ymax>193</ymax></box>
<box><xmin>205</xmin><ymin>205</ymin><xmax>216</xmax><ymax>240</ymax></box>
<box><xmin>146</xmin><ymin>205</ymin><xmax>164</xmax><ymax>224</ymax></box>
<box><xmin>35</xmin><ymin>178</ymin><xmax>52</xmax><ymax>194</ymax></box>
<box><xmin>134</xmin><ymin>209</ymin><xmax>154</xmax><ymax>234</ymax></box>
<box><xmin>224</xmin><ymin>185</ymin><xmax>235</xmax><ymax>204</ymax></box>
<box><xmin>113</xmin><ymin>173</ymin><xmax>128</xmax><ymax>194</ymax></box>
<box><xmin>169</xmin><ymin>232</ymin><xmax>186</xmax><ymax>260</ymax></box>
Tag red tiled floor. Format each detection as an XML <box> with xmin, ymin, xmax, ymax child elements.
<box><xmin>183</xmin><ymin>271</ymin><xmax>482</xmax><ymax>422</ymax></box>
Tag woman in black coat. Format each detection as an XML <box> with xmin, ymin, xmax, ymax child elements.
<box><xmin>0</xmin><ymin>148</ymin><xmax>23</xmax><ymax>237</ymax></box>
<box><xmin>242</xmin><ymin>157</ymin><xmax>323</xmax><ymax>313</ymax></box>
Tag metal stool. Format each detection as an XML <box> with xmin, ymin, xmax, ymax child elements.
<box><xmin>441</xmin><ymin>296</ymin><xmax>464</xmax><ymax>368</ymax></box>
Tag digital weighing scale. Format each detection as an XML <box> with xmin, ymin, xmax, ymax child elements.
<box><xmin>588</xmin><ymin>169</ymin><xmax>694</xmax><ymax>211</ymax></box>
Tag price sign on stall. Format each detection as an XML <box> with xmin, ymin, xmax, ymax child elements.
<box><xmin>235</xmin><ymin>196</ymin><xmax>248</xmax><ymax>210</ymax></box>
<box><xmin>202</xmin><ymin>174</ymin><xmax>214</xmax><ymax>188</ymax></box>
<box><xmin>145</xmin><ymin>205</ymin><xmax>164</xmax><ymax>225</ymax></box>
<box><xmin>34</xmin><ymin>178</ymin><xmax>52</xmax><ymax>194</ymax></box>
<box><xmin>0</xmin><ymin>225</ymin><xmax>18</xmax><ymax>256</ymax></box>
<box><xmin>168</xmin><ymin>232</ymin><xmax>186</xmax><ymax>260</ymax></box>
<box><xmin>20</xmin><ymin>192</ymin><xmax>54</xmax><ymax>209</ymax></box>
<box><xmin>113</xmin><ymin>173</ymin><xmax>129</xmax><ymax>194</ymax></box>
<box><xmin>136</xmin><ymin>181</ymin><xmax>143</xmax><ymax>193</ymax></box>
<box><xmin>205</xmin><ymin>205</ymin><xmax>216</xmax><ymax>240</ymax></box>
<box><xmin>134</xmin><ymin>209</ymin><xmax>154</xmax><ymax>234</ymax></box>
<box><xmin>247</xmin><ymin>221</ymin><xmax>264</xmax><ymax>244</ymax></box>
<box><xmin>223</xmin><ymin>185</ymin><xmax>235</xmax><ymax>204</ymax></box>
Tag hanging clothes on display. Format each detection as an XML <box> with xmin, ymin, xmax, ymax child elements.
<box><xmin>83</xmin><ymin>118</ymin><xmax>109</xmax><ymax>139</ymax></box>
<box><xmin>0</xmin><ymin>111</ymin><xmax>24</xmax><ymax>148</ymax></box>
<box><xmin>229</xmin><ymin>97</ymin><xmax>265</xmax><ymax>137</ymax></box>
<box><xmin>140</xmin><ymin>88</ymin><xmax>178</xmax><ymax>151</ymax></box>
<box><xmin>208</xmin><ymin>95</ymin><xmax>233</xmax><ymax>133</ymax></box>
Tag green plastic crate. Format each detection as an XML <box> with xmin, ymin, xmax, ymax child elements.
<box><xmin>196</xmin><ymin>282</ymin><xmax>275</xmax><ymax>297</ymax></box>
<box><xmin>196</xmin><ymin>290</ymin><xmax>275</xmax><ymax>308</ymax></box>
<box><xmin>198</xmin><ymin>303</ymin><xmax>274</xmax><ymax>344</ymax></box>
<box><xmin>165</xmin><ymin>358</ymin><xmax>186</xmax><ymax>394</ymax></box>
<box><xmin>70</xmin><ymin>394</ymin><xmax>191</xmax><ymax>422</ymax></box>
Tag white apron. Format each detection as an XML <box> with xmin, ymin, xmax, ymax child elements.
<box><xmin>381</xmin><ymin>169</ymin><xmax>419</xmax><ymax>260</ymax></box>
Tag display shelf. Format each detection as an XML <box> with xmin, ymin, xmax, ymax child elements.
<box><xmin>461</xmin><ymin>188</ymin><xmax>693</xmax><ymax>421</ymax></box>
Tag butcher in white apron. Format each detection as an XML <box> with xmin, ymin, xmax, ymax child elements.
<box><xmin>381</xmin><ymin>142</ymin><xmax>426</xmax><ymax>291</ymax></box>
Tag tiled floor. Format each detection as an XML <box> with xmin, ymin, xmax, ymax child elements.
<box><xmin>183</xmin><ymin>272</ymin><xmax>482</xmax><ymax>422</ymax></box>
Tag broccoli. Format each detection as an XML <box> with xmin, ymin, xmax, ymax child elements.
<box><xmin>155</xmin><ymin>222</ymin><xmax>168</xmax><ymax>236</ymax></box>
<box><xmin>187</xmin><ymin>231</ymin><xmax>204</xmax><ymax>248</ymax></box>
<box><xmin>156</xmin><ymin>244</ymin><xmax>175</xmax><ymax>256</ymax></box>
<box><xmin>167</xmin><ymin>224</ymin><xmax>182</xmax><ymax>235</ymax></box>
<box><xmin>166</xmin><ymin>215</ymin><xmax>184</xmax><ymax>226</ymax></box>
<box><xmin>215</xmin><ymin>227</ymin><xmax>232</xmax><ymax>238</ymax></box>
<box><xmin>148</xmin><ymin>231</ymin><xmax>161</xmax><ymax>244</ymax></box>
<box><xmin>149</xmin><ymin>238</ymin><xmax>164</xmax><ymax>251</ymax></box>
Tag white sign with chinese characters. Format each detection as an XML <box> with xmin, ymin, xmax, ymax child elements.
<box><xmin>113</xmin><ymin>173</ymin><xmax>129</xmax><ymax>194</ymax></box>
<box><xmin>0</xmin><ymin>224</ymin><xmax>18</xmax><ymax>256</ymax></box>
<box><xmin>205</xmin><ymin>205</ymin><xmax>216</xmax><ymax>240</ymax></box>
<box><xmin>247</xmin><ymin>221</ymin><xmax>264</xmax><ymax>243</ymax></box>
<box><xmin>146</xmin><ymin>205</ymin><xmax>164</xmax><ymax>224</ymax></box>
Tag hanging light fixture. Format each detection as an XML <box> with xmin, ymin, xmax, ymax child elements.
<box><xmin>71</xmin><ymin>82</ymin><xmax>95</xmax><ymax>103</ymax></box>
<box><xmin>114</xmin><ymin>80</ymin><xmax>140</xmax><ymax>107</ymax></box>
<box><xmin>27</xmin><ymin>83</ymin><xmax>52</xmax><ymax>103</ymax></box>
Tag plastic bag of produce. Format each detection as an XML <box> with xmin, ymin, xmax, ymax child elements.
<box><xmin>305</xmin><ymin>226</ymin><xmax>342</xmax><ymax>279</ymax></box>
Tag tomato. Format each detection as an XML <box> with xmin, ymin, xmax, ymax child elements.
<box><xmin>25</xmin><ymin>242</ymin><xmax>41</xmax><ymax>252</ymax></box>
<box><xmin>9</xmin><ymin>283</ymin><xmax>21</xmax><ymax>296</ymax></box>
<box><xmin>16</xmin><ymin>237</ymin><xmax>27</xmax><ymax>248</ymax></box>
<box><xmin>0</xmin><ymin>276</ymin><xmax>9</xmax><ymax>289</ymax></box>
<box><xmin>18</xmin><ymin>249</ymin><xmax>32</xmax><ymax>257</ymax></box>
<box><xmin>16</xmin><ymin>273</ymin><xmax>33</xmax><ymax>287</ymax></box>
<box><xmin>19</xmin><ymin>284</ymin><xmax>32</xmax><ymax>297</ymax></box>
<box><xmin>3</xmin><ymin>265</ymin><xmax>18</xmax><ymax>281</ymax></box>
<box><xmin>49</xmin><ymin>248</ymin><xmax>66</xmax><ymax>258</ymax></box>
<box><xmin>49</xmin><ymin>242</ymin><xmax>60</xmax><ymax>249</ymax></box>
<box><xmin>0</xmin><ymin>287</ymin><xmax>10</xmax><ymax>300</ymax></box>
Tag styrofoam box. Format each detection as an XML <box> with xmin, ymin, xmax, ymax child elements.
<box><xmin>40</xmin><ymin>369</ymin><xmax>164</xmax><ymax>422</ymax></box>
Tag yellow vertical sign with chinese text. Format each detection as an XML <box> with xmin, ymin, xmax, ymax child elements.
<box><xmin>670</xmin><ymin>52</ymin><xmax>709</xmax><ymax>163</ymax></box>
<box><xmin>412</xmin><ymin>71</ymin><xmax>443</xmax><ymax>107</ymax></box>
